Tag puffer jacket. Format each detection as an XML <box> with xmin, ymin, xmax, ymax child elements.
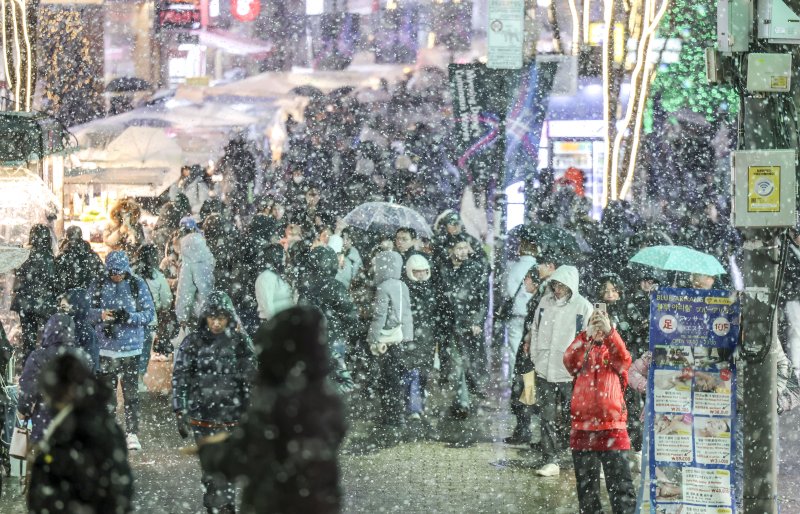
<box><xmin>529</xmin><ymin>265</ymin><xmax>593</xmax><ymax>383</ymax></box>
<box><xmin>301</xmin><ymin>247</ymin><xmax>357</xmax><ymax>345</ymax></box>
<box><xmin>89</xmin><ymin>252</ymin><xmax>155</xmax><ymax>355</ymax></box>
<box><xmin>18</xmin><ymin>315</ymin><xmax>91</xmax><ymax>441</ymax></box>
<box><xmin>368</xmin><ymin>251</ymin><xmax>414</xmax><ymax>345</ymax></box>
<box><xmin>175</xmin><ymin>233</ymin><xmax>216</xmax><ymax>324</ymax></box>
<box><xmin>563</xmin><ymin>328</ymin><xmax>631</xmax><ymax>431</ymax></box>
<box><xmin>63</xmin><ymin>288</ymin><xmax>99</xmax><ymax>371</ymax></box>
<box><xmin>437</xmin><ymin>254</ymin><xmax>489</xmax><ymax>332</ymax></box>
<box><xmin>172</xmin><ymin>291</ymin><xmax>256</xmax><ymax>423</ymax></box>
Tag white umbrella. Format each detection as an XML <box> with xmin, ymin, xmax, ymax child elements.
<box><xmin>0</xmin><ymin>246</ymin><xmax>30</xmax><ymax>275</ymax></box>
<box><xmin>104</xmin><ymin>127</ymin><xmax>183</xmax><ymax>169</ymax></box>
<box><xmin>343</xmin><ymin>202</ymin><xmax>432</xmax><ymax>238</ymax></box>
<box><xmin>164</xmin><ymin>103</ymin><xmax>259</xmax><ymax>128</ymax></box>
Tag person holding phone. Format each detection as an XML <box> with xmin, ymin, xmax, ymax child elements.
<box><xmin>563</xmin><ymin>308</ymin><xmax>635</xmax><ymax>514</ymax></box>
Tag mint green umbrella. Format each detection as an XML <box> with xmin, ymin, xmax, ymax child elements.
<box><xmin>629</xmin><ymin>245</ymin><xmax>727</xmax><ymax>276</ymax></box>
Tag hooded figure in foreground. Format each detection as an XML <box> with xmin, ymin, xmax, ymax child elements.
<box><xmin>28</xmin><ymin>353</ymin><xmax>134</xmax><ymax>514</ymax></box>
<box><xmin>198</xmin><ymin>306</ymin><xmax>346</xmax><ymax>514</ymax></box>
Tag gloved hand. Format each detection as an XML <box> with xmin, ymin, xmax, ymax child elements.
<box><xmin>114</xmin><ymin>309</ymin><xmax>131</xmax><ymax>324</ymax></box>
<box><xmin>175</xmin><ymin>411</ymin><xmax>190</xmax><ymax>439</ymax></box>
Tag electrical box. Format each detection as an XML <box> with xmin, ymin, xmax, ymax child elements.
<box><xmin>746</xmin><ymin>53</ymin><xmax>792</xmax><ymax>92</ymax></box>
<box><xmin>705</xmin><ymin>48</ymin><xmax>722</xmax><ymax>83</ymax></box>
<box><xmin>731</xmin><ymin>149</ymin><xmax>797</xmax><ymax>227</ymax></box>
<box><xmin>757</xmin><ymin>0</ymin><xmax>800</xmax><ymax>43</ymax></box>
<box><xmin>718</xmin><ymin>0</ymin><xmax>752</xmax><ymax>52</ymax></box>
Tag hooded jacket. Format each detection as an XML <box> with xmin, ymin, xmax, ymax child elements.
<box><xmin>55</xmin><ymin>238</ymin><xmax>105</xmax><ymax>294</ymax></box>
<box><xmin>404</xmin><ymin>255</ymin><xmax>437</xmax><ymax>368</ymax></box>
<box><xmin>437</xmin><ymin>252</ymin><xmax>490</xmax><ymax>331</ymax></box>
<box><xmin>103</xmin><ymin>198</ymin><xmax>145</xmax><ymax>254</ymax></box>
<box><xmin>172</xmin><ymin>291</ymin><xmax>256</xmax><ymax>423</ymax></box>
<box><xmin>529</xmin><ymin>265</ymin><xmax>593</xmax><ymax>383</ymax></box>
<box><xmin>175</xmin><ymin>233</ymin><xmax>216</xmax><ymax>324</ymax></box>
<box><xmin>368</xmin><ymin>251</ymin><xmax>414</xmax><ymax>345</ymax></box>
<box><xmin>301</xmin><ymin>247</ymin><xmax>357</xmax><ymax>345</ymax></box>
<box><xmin>564</xmin><ymin>328</ymin><xmax>631</xmax><ymax>431</ymax></box>
<box><xmin>198</xmin><ymin>306</ymin><xmax>346</xmax><ymax>514</ymax></box>
<box><xmin>89</xmin><ymin>252</ymin><xmax>156</xmax><ymax>355</ymax></box>
<box><xmin>18</xmin><ymin>315</ymin><xmax>91</xmax><ymax>441</ymax></box>
<box><xmin>254</xmin><ymin>246</ymin><xmax>294</xmax><ymax>321</ymax></box>
<box><xmin>63</xmin><ymin>288</ymin><xmax>99</xmax><ymax>371</ymax></box>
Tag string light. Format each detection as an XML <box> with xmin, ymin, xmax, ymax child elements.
<box><xmin>15</xmin><ymin>0</ymin><xmax>32</xmax><ymax>111</ymax></box>
<box><xmin>0</xmin><ymin>0</ymin><xmax>13</xmax><ymax>109</ymax></box>
<box><xmin>567</xmin><ymin>0</ymin><xmax>581</xmax><ymax>54</ymax></box>
<box><xmin>601</xmin><ymin>0</ymin><xmax>614</xmax><ymax>207</ymax></box>
<box><xmin>9</xmin><ymin>0</ymin><xmax>21</xmax><ymax>111</ymax></box>
<box><xmin>582</xmin><ymin>0</ymin><xmax>591</xmax><ymax>44</ymax></box>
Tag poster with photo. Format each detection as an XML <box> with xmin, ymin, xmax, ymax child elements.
<box><xmin>639</xmin><ymin>288</ymin><xmax>739</xmax><ymax>513</ymax></box>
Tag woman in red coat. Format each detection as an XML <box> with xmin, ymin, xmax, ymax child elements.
<box><xmin>563</xmin><ymin>309</ymin><xmax>636</xmax><ymax>514</ymax></box>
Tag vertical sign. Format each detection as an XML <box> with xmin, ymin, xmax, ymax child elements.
<box><xmin>487</xmin><ymin>0</ymin><xmax>524</xmax><ymax>69</ymax></box>
<box><xmin>639</xmin><ymin>288</ymin><xmax>740</xmax><ymax>513</ymax></box>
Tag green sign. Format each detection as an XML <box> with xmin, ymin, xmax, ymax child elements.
<box><xmin>487</xmin><ymin>0</ymin><xmax>524</xmax><ymax>69</ymax></box>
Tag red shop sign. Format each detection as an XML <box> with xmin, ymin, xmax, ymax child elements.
<box><xmin>231</xmin><ymin>0</ymin><xmax>260</xmax><ymax>21</ymax></box>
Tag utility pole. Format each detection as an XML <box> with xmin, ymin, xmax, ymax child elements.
<box><xmin>714</xmin><ymin>5</ymin><xmax>800</xmax><ymax>511</ymax></box>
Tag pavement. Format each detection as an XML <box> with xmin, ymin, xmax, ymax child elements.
<box><xmin>1</xmin><ymin>356</ymin><xmax>799</xmax><ymax>513</ymax></box>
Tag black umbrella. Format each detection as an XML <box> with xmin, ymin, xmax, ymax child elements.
<box><xmin>328</xmin><ymin>86</ymin><xmax>355</xmax><ymax>99</ymax></box>
<box><xmin>106</xmin><ymin>77</ymin><xmax>153</xmax><ymax>93</ymax></box>
<box><xmin>516</xmin><ymin>223</ymin><xmax>582</xmax><ymax>264</ymax></box>
<box><xmin>290</xmin><ymin>85</ymin><xmax>325</xmax><ymax>98</ymax></box>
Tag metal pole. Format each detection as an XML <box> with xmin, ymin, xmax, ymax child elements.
<box><xmin>738</xmin><ymin>96</ymin><xmax>780</xmax><ymax>514</ymax></box>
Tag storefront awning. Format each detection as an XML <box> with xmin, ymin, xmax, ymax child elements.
<box><xmin>196</xmin><ymin>29</ymin><xmax>273</xmax><ymax>58</ymax></box>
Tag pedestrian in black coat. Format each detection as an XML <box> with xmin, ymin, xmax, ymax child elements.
<box><xmin>55</xmin><ymin>226</ymin><xmax>104</xmax><ymax>294</ymax></box>
<box><xmin>59</xmin><ymin>288</ymin><xmax>100</xmax><ymax>372</ymax></box>
<box><xmin>28</xmin><ymin>353</ymin><xmax>133</xmax><ymax>514</ymax></box>
<box><xmin>12</xmin><ymin>224</ymin><xmax>58</xmax><ymax>363</ymax></box>
<box><xmin>173</xmin><ymin>291</ymin><xmax>256</xmax><ymax>514</ymax></box>
<box><xmin>197</xmin><ymin>306</ymin><xmax>346</xmax><ymax>514</ymax></box>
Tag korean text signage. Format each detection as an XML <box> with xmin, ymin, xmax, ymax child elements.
<box><xmin>487</xmin><ymin>0</ymin><xmax>524</xmax><ymax>69</ymax></box>
<box><xmin>641</xmin><ymin>288</ymin><xmax>739</xmax><ymax>513</ymax></box>
<box><xmin>157</xmin><ymin>0</ymin><xmax>201</xmax><ymax>29</ymax></box>
<box><xmin>747</xmin><ymin>165</ymin><xmax>780</xmax><ymax>212</ymax></box>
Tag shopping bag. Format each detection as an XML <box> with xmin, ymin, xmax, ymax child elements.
<box><xmin>143</xmin><ymin>354</ymin><xmax>174</xmax><ymax>395</ymax></box>
<box><xmin>9</xmin><ymin>419</ymin><xmax>29</xmax><ymax>459</ymax></box>
<box><xmin>519</xmin><ymin>371</ymin><xmax>536</xmax><ymax>406</ymax></box>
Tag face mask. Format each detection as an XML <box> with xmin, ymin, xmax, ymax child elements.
<box><xmin>293</xmin><ymin>175</ymin><xmax>304</xmax><ymax>184</ymax></box>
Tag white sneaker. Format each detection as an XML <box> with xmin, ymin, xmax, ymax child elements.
<box><xmin>126</xmin><ymin>433</ymin><xmax>142</xmax><ymax>451</ymax></box>
<box><xmin>534</xmin><ymin>463</ymin><xmax>560</xmax><ymax>477</ymax></box>
<box><xmin>408</xmin><ymin>412</ymin><xmax>421</xmax><ymax>421</ymax></box>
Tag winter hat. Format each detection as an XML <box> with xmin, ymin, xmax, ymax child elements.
<box><xmin>105</xmin><ymin>251</ymin><xmax>132</xmax><ymax>275</ymax></box>
<box><xmin>405</xmin><ymin>254</ymin><xmax>431</xmax><ymax>282</ymax></box>
<box><xmin>327</xmin><ymin>234</ymin><xmax>344</xmax><ymax>254</ymax></box>
<box><xmin>179</xmin><ymin>216</ymin><xmax>200</xmax><ymax>233</ymax></box>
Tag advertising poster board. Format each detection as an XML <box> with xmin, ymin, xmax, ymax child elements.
<box><xmin>639</xmin><ymin>287</ymin><xmax>740</xmax><ymax>513</ymax></box>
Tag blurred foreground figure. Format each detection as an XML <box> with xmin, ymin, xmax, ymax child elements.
<box><xmin>198</xmin><ymin>306</ymin><xmax>346</xmax><ymax>514</ymax></box>
<box><xmin>28</xmin><ymin>353</ymin><xmax>134</xmax><ymax>514</ymax></box>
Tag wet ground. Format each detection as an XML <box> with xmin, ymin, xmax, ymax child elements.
<box><xmin>1</xmin><ymin>356</ymin><xmax>799</xmax><ymax>513</ymax></box>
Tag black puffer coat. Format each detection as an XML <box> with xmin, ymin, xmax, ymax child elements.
<box><xmin>55</xmin><ymin>238</ymin><xmax>104</xmax><ymax>294</ymax></box>
<box><xmin>172</xmin><ymin>291</ymin><xmax>256</xmax><ymax>423</ymax></box>
<box><xmin>300</xmin><ymin>246</ymin><xmax>357</xmax><ymax>345</ymax></box>
<box><xmin>199</xmin><ymin>306</ymin><xmax>346</xmax><ymax>514</ymax></box>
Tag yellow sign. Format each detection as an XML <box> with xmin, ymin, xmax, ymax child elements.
<box><xmin>747</xmin><ymin>165</ymin><xmax>781</xmax><ymax>212</ymax></box>
<box><xmin>184</xmin><ymin>76</ymin><xmax>210</xmax><ymax>87</ymax></box>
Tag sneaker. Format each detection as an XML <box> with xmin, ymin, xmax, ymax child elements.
<box><xmin>126</xmin><ymin>433</ymin><xmax>142</xmax><ymax>451</ymax></box>
<box><xmin>137</xmin><ymin>377</ymin><xmax>148</xmax><ymax>393</ymax></box>
<box><xmin>408</xmin><ymin>412</ymin><xmax>421</xmax><ymax>421</ymax></box>
<box><xmin>534</xmin><ymin>463</ymin><xmax>560</xmax><ymax>477</ymax></box>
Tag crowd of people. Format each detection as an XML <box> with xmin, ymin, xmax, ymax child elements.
<box><xmin>3</xmin><ymin>75</ymin><xmax>800</xmax><ymax>513</ymax></box>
